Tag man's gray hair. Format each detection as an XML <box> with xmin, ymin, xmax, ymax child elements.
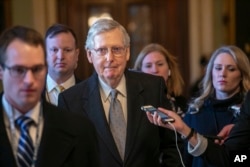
<box><xmin>85</xmin><ymin>19</ymin><xmax>130</xmax><ymax>50</ymax></box>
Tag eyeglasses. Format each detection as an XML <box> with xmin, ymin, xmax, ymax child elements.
<box><xmin>3</xmin><ymin>64</ymin><xmax>46</xmax><ymax>78</ymax></box>
<box><xmin>91</xmin><ymin>46</ymin><xmax>127</xmax><ymax>57</ymax></box>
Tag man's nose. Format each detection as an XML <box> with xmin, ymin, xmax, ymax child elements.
<box><xmin>105</xmin><ymin>49</ymin><xmax>115</xmax><ymax>61</ymax></box>
<box><xmin>23</xmin><ymin>70</ymin><xmax>35</xmax><ymax>83</ymax></box>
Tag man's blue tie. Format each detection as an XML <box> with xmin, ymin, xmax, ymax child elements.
<box><xmin>15</xmin><ymin>116</ymin><xmax>34</xmax><ymax>167</ymax></box>
<box><xmin>109</xmin><ymin>89</ymin><xmax>126</xmax><ymax>160</ymax></box>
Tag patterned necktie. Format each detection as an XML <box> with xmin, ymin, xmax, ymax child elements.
<box><xmin>55</xmin><ymin>85</ymin><xmax>65</xmax><ymax>93</ymax></box>
<box><xmin>15</xmin><ymin>116</ymin><xmax>34</xmax><ymax>167</ymax></box>
<box><xmin>109</xmin><ymin>89</ymin><xmax>126</xmax><ymax>160</ymax></box>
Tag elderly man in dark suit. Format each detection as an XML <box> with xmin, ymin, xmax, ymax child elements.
<box><xmin>58</xmin><ymin>18</ymin><xmax>183</xmax><ymax>167</ymax></box>
<box><xmin>0</xmin><ymin>26</ymin><xmax>99</xmax><ymax>167</ymax></box>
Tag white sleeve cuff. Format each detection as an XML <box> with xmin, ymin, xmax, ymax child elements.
<box><xmin>188</xmin><ymin>133</ymin><xmax>208</xmax><ymax>157</ymax></box>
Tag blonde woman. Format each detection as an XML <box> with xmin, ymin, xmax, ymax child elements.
<box><xmin>184</xmin><ymin>45</ymin><xmax>250</xmax><ymax>167</ymax></box>
<box><xmin>134</xmin><ymin>43</ymin><xmax>187</xmax><ymax>117</ymax></box>
<box><xmin>145</xmin><ymin>46</ymin><xmax>250</xmax><ymax>167</ymax></box>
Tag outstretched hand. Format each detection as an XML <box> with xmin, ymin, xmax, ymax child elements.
<box><xmin>215</xmin><ymin>124</ymin><xmax>234</xmax><ymax>145</ymax></box>
<box><xmin>146</xmin><ymin>107</ymin><xmax>190</xmax><ymax>136</ymax></box>
<box><xmin>146</xmin><ymin>107</ymin><xmax>203</xmax><ymax>147</ymax></box>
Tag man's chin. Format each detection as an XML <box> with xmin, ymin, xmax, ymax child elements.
<box><xmin>21</xmin><ymin>96</ymin><xmax>40</xmax><ymax>105</ymax></box>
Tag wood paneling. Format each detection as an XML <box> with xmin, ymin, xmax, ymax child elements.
<box><xmin>57</xmin><ymin>0</ymin><xmax>190</xmax><ymax>97</ymax></box>
<box><xmin>0</xmin><ymin>0</ymin><xmax>12</xmax><ymax>33</ymax></box>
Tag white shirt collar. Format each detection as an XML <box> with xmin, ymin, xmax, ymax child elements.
<box><xmin>98</xmin><ymin>75</ymin><xmax>127</xmax><ymax>102</ymax></box>
<box><xmin>2</xmin><ymin>94</ymin><xmax>41</xmax><ymax>125</ymax></box>
<box><xmin>46</xmin><ymin>74</ymin><xmax>76</xmax><ymax>92</ymax></box>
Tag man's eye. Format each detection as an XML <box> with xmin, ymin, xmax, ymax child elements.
<box><xmin>50</xmin><ymin>48</ymin><xmax>58</xmax><ymax>52</ymax></box>
<box><xmin>112</xmin><ymin>47</ymin><xmax>123</xmax><ymax>53</ymax></box>
<box><xmin>32</xmin><ymin>66</ymin><xmax>42</xmax><ymax>73</ymax></box>
<box><xmin>97</xmin><ymin>48</ymin><xmax>107</xmax><ymax>54</ymax></box>
<box><xmin>112</xmin><ymin>47</ymin><xmax>120</xmax><ymax>52</ymax></box>
<box><xmin>64</xmin><ymin>48</ymin><xmax>73</xmax><ymax>52</ymax></box>
<box><xmin>13</xmin><ymin>67</ymin><xmax>25</xmax><ymax>74</ymax></box>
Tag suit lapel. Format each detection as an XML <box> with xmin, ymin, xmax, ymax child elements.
<box><xmin>82</xmin><ymin>72</ymin><xmax>147</xmax><ymax>161</ymax></box>
<box><xmin>36</xmin><ymin>102</ymin><xmax>77</xmax><ymax>167</ymax></box>
<box><xmin>0</xmin><ymin>95</ymin><xmax>80</xmax><ymax>167</ymax></box>
<box><xmin>124</xmin><ymin>71</ymin><xmax>145</xmax><ymax>159</ymax></box>
<box><xmin>0</xmin><ymin>94</ymin><xmax>17</xmax><ymax>167</ymax></box>
<box><xmin>82</xmin><ymin>73</ymin><xmax>121</xmax><ymax>161</ymax></box>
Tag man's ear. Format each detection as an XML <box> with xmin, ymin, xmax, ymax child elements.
<box><xmin>75</xmin><ymin>48</ymin><xmax>80</xmax><ymax>60</ymax></box>
<box><xmin>86</xmin><ymin>49</ymin><xmax>93</xmax><ymax>63</ymax></box>
<box><xmin>126</xmin><ymin>47</ymin><xmax>130</xmax><ymax>61</ymax></box>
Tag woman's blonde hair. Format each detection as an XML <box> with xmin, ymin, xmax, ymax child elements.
<box><xmin>190</xmin><ymin>45</ymin><xmax>250</xmax><ymax>109</ymax></box>
<box><xmin>134</xmin><ymin>43</ymin><xmax>184</xmax><ymax>96</ymax></box>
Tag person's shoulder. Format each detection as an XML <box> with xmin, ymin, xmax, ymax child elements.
<box><xmin>43</xmin><ymin>101</ymin><xmax>94</xmax><ymax>129</ymax></box>
<box><xmin>74</xmin><ymin>76</ymin><xmax>82</xmax><ymax>84</ymax></box>
<box><xmin>245</xmin><ymin>91</ymin><xmax>250</xmax><ymax>100</ymax></box>
<box><xmin>239</xmin><ymin>91</ymin><xmax>250</xmax><ymax>117</ymax></box>
<box><xmin>62</xmin><ymin>75</ymin><xmax>94</xmax><ymax>95</ymax></box>
<box><xmin>43</xmin><ymin>104</ymin><xmax>95</xmax><ymax>138</ymax></box>
<box><xmin>126</xmin><ymin>69</ymin><xmax>164</xmax><ymax>81</ymax></box>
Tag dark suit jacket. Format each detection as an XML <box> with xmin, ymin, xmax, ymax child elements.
<box><xmin>0</xmin><ymin>94</ymin><xmax>100</xmax><ymax>167</ymax></box>
<box><xmin>58</xmin><ymin>70</ymin><xmax>183</xmax><ymax>167</ymax></box>
<box><xmin>200</xmin><ymin>91</ymin><xmax>250</xmax><ymax>166</ymax></box>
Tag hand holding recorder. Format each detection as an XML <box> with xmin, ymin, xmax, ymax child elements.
<box><xmin>141</xmin><ymin>105</ymin><xmax>175</xmax><ymax>123</ymax></box>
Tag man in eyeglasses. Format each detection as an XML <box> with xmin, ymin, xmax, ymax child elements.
<box><xmin>58</xmin><ymin>19</ymin><xmax>183</xmax><ymax>167</ymax></box>
<box><xmin>0</xmin><ymin>25</ymin><xmax>99</xmax><ymax>167</ymax></box>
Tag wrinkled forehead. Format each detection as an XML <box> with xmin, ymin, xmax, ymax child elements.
<box><xmin>93</xmin><ymin>29</ymin><xmax>125</xmax><ymax>47</ymax></box>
